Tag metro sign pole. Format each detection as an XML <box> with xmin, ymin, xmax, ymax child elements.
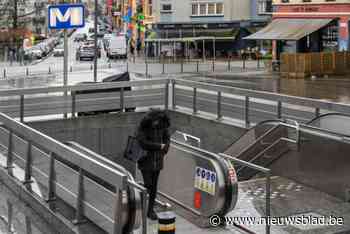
<box><xmin>48</xmin><ymin>4</ymin><xmax>85</xmax><ymax>117</ymax></box>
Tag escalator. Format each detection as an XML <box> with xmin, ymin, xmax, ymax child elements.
<box><xmin>224</xmin><ymin>119</ymin><xmax>300</xmax><ymax>181</ymax></box>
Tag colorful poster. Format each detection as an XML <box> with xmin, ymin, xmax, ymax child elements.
<box><xmin>194</xmin><ymin>167</ymin><xmax>216</xmax><ymax>196</ymax></box>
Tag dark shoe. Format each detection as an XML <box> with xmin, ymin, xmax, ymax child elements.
<box><xmin>147</xmin><ymin>210</ymin><xmax>158</xmax><ymax>220</ymax></box>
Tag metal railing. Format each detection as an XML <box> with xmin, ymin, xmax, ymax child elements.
<box><xmin>0</xmin><ymin>112</ymin><xmax>147</xmax><ymax>234</ymax></box>
<box><xmin>219</xmin><ymin>153</ymin><xmax>271</xmax><ymax>234</ymax></box>
<box><xmin>234</xmin><ymin>121</ymin><xmax>300</xmax><ymax>176</ymax></box>
<box><xmin>172</xmin><ymin>79</ymin><xmax>350</xmax><ymax>125</ymax></box>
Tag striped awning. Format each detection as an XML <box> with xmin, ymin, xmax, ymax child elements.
<box><xmin>244</xmin><ymin>18</ymin><xmax>333</xmax><ymax>41</ymax></box>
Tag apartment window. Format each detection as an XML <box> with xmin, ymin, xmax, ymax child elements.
<box><xmin>191</xmin><ymin>2</ymin><xmax>224</xmax><ymax>16</ymax></box>
<box><xmin>208</xmin><ymin>3</ymin><xmax>215</xmax><ymax>15</ymax></box>
<box><xmin>162</xmin><ymin>4</ymin><xmax>171</xmax><ymax>11</ymax></box>
<box><xmin>216</xmin><ymin>3</ymin><xmax>223</xmax><ymax>14</ymax></box>
<box><xmin>192</xmin><ymin>4</ymin><xmax>198</xmax><ymax>15</ymax></box>
<box><xmin>258</xmin><ymin>0</ymin><xmax>272</xmax><ymax>14</ymax></box>
<box><xmin>199</xmin><ymin>4</ymin><xmax>206</xmax><ymax>15</ymax></box>
<box><xmin>148</xmin><ymin>0</ymin><xmax>153</xmax><ymax>16</ymax></box>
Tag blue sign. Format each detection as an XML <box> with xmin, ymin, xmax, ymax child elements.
<box><xmin>48</xmin><ymin>4</ymin><xmax>85</xmax><ymax>29</ymax></box>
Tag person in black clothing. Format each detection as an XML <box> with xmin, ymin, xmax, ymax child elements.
<box><xmin>137</xmin><ymin>110</ymin><xmax>170</xmax><ymax>220</ymax></box>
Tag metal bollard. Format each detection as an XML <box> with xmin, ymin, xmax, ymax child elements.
<box><xmin>48</xmin><ymin>67</ymin><xmax>51</xmax><ymax>74</ymax></box>
<box><xmin>126</xmin><ymin>62</ymin><xmax>129</xmax><ymax>72</ymax></box>
<box><xmin>228</xmin><ymin>60</ymin><xmax>231</xmax><ymax>71</ymax></box>
<box><xmin>196</xmin><ymin>61</ymin><xmax>199</xmax><ymax>73</ymax></box>
<box><xmin>90</xmin><ymin>64</ymin><xmax>93</xmax><ymax>70</ymax></box>
<box><xmin>162</xmin><ymin>62</ymin><xmax>165</xmax><ymax>74</ymax></box>
<box><xmin>212</xmin><ymin>60</ymin><xmax>215</xmax><ymax>72</ymax></box>
<box><xmin>243</xmin><ymin>58</ymin><xmax>246</xmax><ymax>70</ymax></box>
<box><xmin>145</xmin><ymin>62</ymin><xmax>148</xmax><ymax>77</ymax></box>
<box><xmin>133</xmin><ymin>55</ymin><xmax>136</xmax><ymax>63</ymax></box>
<box><xmin>257</xmin><ymin>57</ymin><xmax>260</xmax><ymax>69</ymax></box>
<box><xmin>26</xmin><ymin>68</ymin><xmax>29</xmax><ymax>76</ymax></box>
<box><xmin>3</xmin><ymin>69</ymin><xmax>6</xmax><ymax>79</ymax></box>
<box><xmin>158</xmin><ymin>211</ymin><xmax>176</xmax><ymax>234</ymax></box>
<box><xmin>70</xmin><ymin>66</ymin><xmax>72</xmax><ymax>72</ymax></box>
<box><xmin>181</xmin><ymin>61</ymin><xmax>183</xmax><ymax>73</ymax></box>
<box><xmin>108</xmin><ymin>63</ymin><xmax>111</xmax><ymax>68</ymax></box>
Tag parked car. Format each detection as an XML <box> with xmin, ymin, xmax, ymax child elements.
<box><xmin>76</xmin><ymin>45</ymin><xmax>95</xmax><ymax>61</ymax></box>
<box><xmin>74</xmin><ymin>72</ymin><xmax>135</xmax><ymax>116</ymax></box>
<box><xmin>31</xmin><ymin>47</ymin><xmax>43</xmax><ymax>59</ymax></box>
<box><xmin>83</xmin><ymin>39</ymin><xmax>102</xmax><ymax>58</ymax></box>
<box><xmin>53</xmin><ymin>44</ymin><xmax>64</xmax><ymax>57</ymax></box>
<box><xmin>74</xmin><ymin>33</ymin><xmax>87</xmax><ymax>42</ymax></box>
<box><xmin>107</xmin><ymin>36</ymin><xmax>127</xmax><ymax>59</ymax></box>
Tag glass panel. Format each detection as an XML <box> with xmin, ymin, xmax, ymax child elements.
<box><xmin>216</xmin><ymin>3</ymin><xmax>223</xmax><ymax>14</ymax></box>
<box><xmin>208</xmin><ymin>3</ymin><xmax>215</xmax><ymax>14</ymax></box>
<box><xmin>200</xmin><ymin>4</ymin><xmax>206</xmax><ymax>15</ymax></box>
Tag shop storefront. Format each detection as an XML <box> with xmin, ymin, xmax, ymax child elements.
<box><xmin>245</xmin><ymin>3</ymin><xmax>350</xmax><ymax>60</ymax></box>
<box><xmin>152</xmin><ymin>20</ymin><xmax>267</xmax><ymax>57</ymax></box>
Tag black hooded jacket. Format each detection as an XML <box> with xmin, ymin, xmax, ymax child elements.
<box><xmin>137</xmin><ymin>110</ymin><xmax>171</xmax><ymax>171</ymax></box>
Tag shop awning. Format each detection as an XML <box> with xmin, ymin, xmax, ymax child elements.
<box><xmin>244</xmin><ymin>18</ymin><xmax>333</xmax><ymax>41</ymax></box>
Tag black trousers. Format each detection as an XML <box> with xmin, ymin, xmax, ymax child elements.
<box><xmin>141</xmin><ymin>170</ymin><xmax>160</xmax><ymax>213</ymax></box>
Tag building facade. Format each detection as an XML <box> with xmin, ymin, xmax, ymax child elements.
<box><xmin>273</xmin><ymin>0</ymin><xmax>350</xmax><ymax>51</ymax></box>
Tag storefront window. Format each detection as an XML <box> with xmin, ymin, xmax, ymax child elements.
<box><xmin>321</xmin><ymin>22</ymin><xmax>338</xmax><ymax>51</ymax></box>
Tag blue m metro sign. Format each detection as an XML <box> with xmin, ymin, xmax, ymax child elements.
<box><xmin>48</xmin><ymin>4</ymin><xmax>85</xmax><ymax>29</ymax></box>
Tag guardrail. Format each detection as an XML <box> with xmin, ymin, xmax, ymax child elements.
<box><xmin>0</xmin><ymin>78</ymin><xmax>168</xmax><ymax>121</ymax></box>
<box><xmin>172</xmin><ymin>79</ymin><xmax>350</xmax><ymax>125</ymax></box>
<box><xmin>0</xmin><ymin>77</ymin><xmax>350</xmax><ymax>128</ymax></box>
<box><xmin>0</xmin><ymin>112</ymin><xmax>147</xmax><ymax>234</ymax></box>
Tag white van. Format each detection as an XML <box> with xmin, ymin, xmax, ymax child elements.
<box><xmin>107</xmin><ymin>36</ymin><xmax>127</xmax><ymax>59</ymax></box>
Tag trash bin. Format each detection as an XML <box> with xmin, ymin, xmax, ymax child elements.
<box><xmin>158</xmin><ymin>211</ymin><xmax>176</xmax><ymax>234</ymax></box>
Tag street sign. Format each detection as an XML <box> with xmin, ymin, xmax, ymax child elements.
<box><xmin>48</xmin><ymin>4</ymin><xmax>85</xmax><ymax>29</ymax></box>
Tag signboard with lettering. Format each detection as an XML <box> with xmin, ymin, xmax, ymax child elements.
<box><xmin>48</xmin><ymin>4</ymin><xmax>85</xmax><ymax>29</ymax></box>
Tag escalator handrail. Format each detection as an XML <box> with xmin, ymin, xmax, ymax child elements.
<box><xmin>306</xmin><ymin>112</ymin><xmax>350</xmax><ymax>126</ymax></box>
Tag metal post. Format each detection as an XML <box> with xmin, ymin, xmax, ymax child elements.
<box><xmin>3</xmin><ymin>69</ymin><xmax>6</xmax><ymax>78</ymax></box>
<box><xmin>212</xmin><ymin>60</ymin><xmax>215</xmax><ymax>72</ymax></box>
<box><xmin>141</xmin><ymin>190</ymin><xmax>148</xmax><ymax>234</ymax></box>
<box><xmin>47</xmin><ymin>152</ymin><xmax>56</xmax><ymax>210</ymax></box>
<box><xmin>71</xmin><ymin>92</ymin><xmax>76</xmax><ymax>118</ymax></box>
<box><xmin>25</xmin><ymin>216</ymin><xmax>32</xmax><ymax>234</ymax></box>
<box><xmin>277</xmin><ymin>101</ymin><xmax>282</xmax><ymax>119</ymax></box>
<box><xmin>70</xmin><ymin>65</ymin><xmax>72</xmax><ymax>72</ymax></box>
<box><xmin>196</xmin><ymin>60</ymin><xmax>199</xmax><ymax>73</ymax></box>
<box><xmin>173</xmin><ymin>41</ymin><xmax>176</xmax><ymax>62</ymax></box>
<box><xmin>93</xmin><ymin>0</ymin><xmax>98</xmax><ymax>82</ymax></box>
<box><xmin>315</xmin><ymin>107</ymin><xmax>320</xmax><ymax>118</ymax></box>
<box><xmin>165</xmin><ymin>81</ymin><xmax>169</xmax><ymax>110</ymax></box>
<box><xmin>145</xmin><ymin>62</ymin><xmax>148</xmax><ymax>77</ymax></box>
<box><xmin>213</xmin><ymin>38</ymin><xmax>216</xmax><ymax>61</ymax></box>
<box><xmin>202</xmin><ymin>39</ymin><xmax>205</xmax><ymax>61</ymax></box>
<box><xmin>73</xmin><ymin>168</ymin><xmax>86</xmax><ymax>224</ymax></box>
<box><xmin>26</xmin><ymin>67</ymin><xmax>29</xmax><ymax>76</ymax></box>
<box><xmin>20</xmin><ymin>94</ymin><xmax>24</xmax><ymax>123</ymax></box>
<box><xmin>7</xmin><ymin>200</ymin><xmax>12</xmax><ymax>232</ymax></box>
<box><xmin>257</xmin><ymin>56</ymin><xmax>260</xmax><ymax>69</ymax></box>
<box><xmin>113</xmin><ymin>176</ymin><xmax>127</xmax><ymax>234</ymax></box>
<box><xmin>6</xmin><ymin>131</ymin><xmax>14</xmax><ymax>176</ymax></box>
<box><xmin>265</xmin><ymin>171</ymin><xmax>271</xmax><ymax>234</ymax></box>
<box><xmin>181</xmin><ymin>60</ymin><xmax>184</xmax><ymax>73</ymax></box>
<box><xmin>23</xmin><ymin>141</ymin><xmax>33</xmax><ymax>190</ymax></box>
<box><xmin>63</xmin><ymin>29</ymin><xmax>68</xmax><ymax>87</ymax></box>
<box><xmin>243</xmin><ymin>57</ymin><xmax>246</xmax><ymax>70</ymax></box>
<box><xmin>217</xmin><ymin>91</ymin><xmax>222</xmax><ymax>119</ymax></box>
<box><xmin>228</xmin><ymin>59</ymin><xmax>231</xmax><ymax>71</ymax></box>
<box><xmin>162</xmin><ymin>61</ymin><xmax>165</xmax><ymax>74</ymax></box>
<box><xmin>193</xmin><ymin>87</ymin><xmax>197</xmax><ymax>114</ymax></box>
<box><xmin>120</xmin><ymin>87</ymin><xmax>124</xmax><ymax>112</ymax></box>
<box><xmin>172</xmin><ymin>80</ymin><xmax>176</xmax><ymax>109</ymax></box>
<box><xmin>126</xmin><ymin>61</ymin><xmax>129</xmax><ymax>72</ymax></box>
<box><xmin>245</xmin><ymin>96</ymin><xmax>250</xmax><ymax>127</ymax></box>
